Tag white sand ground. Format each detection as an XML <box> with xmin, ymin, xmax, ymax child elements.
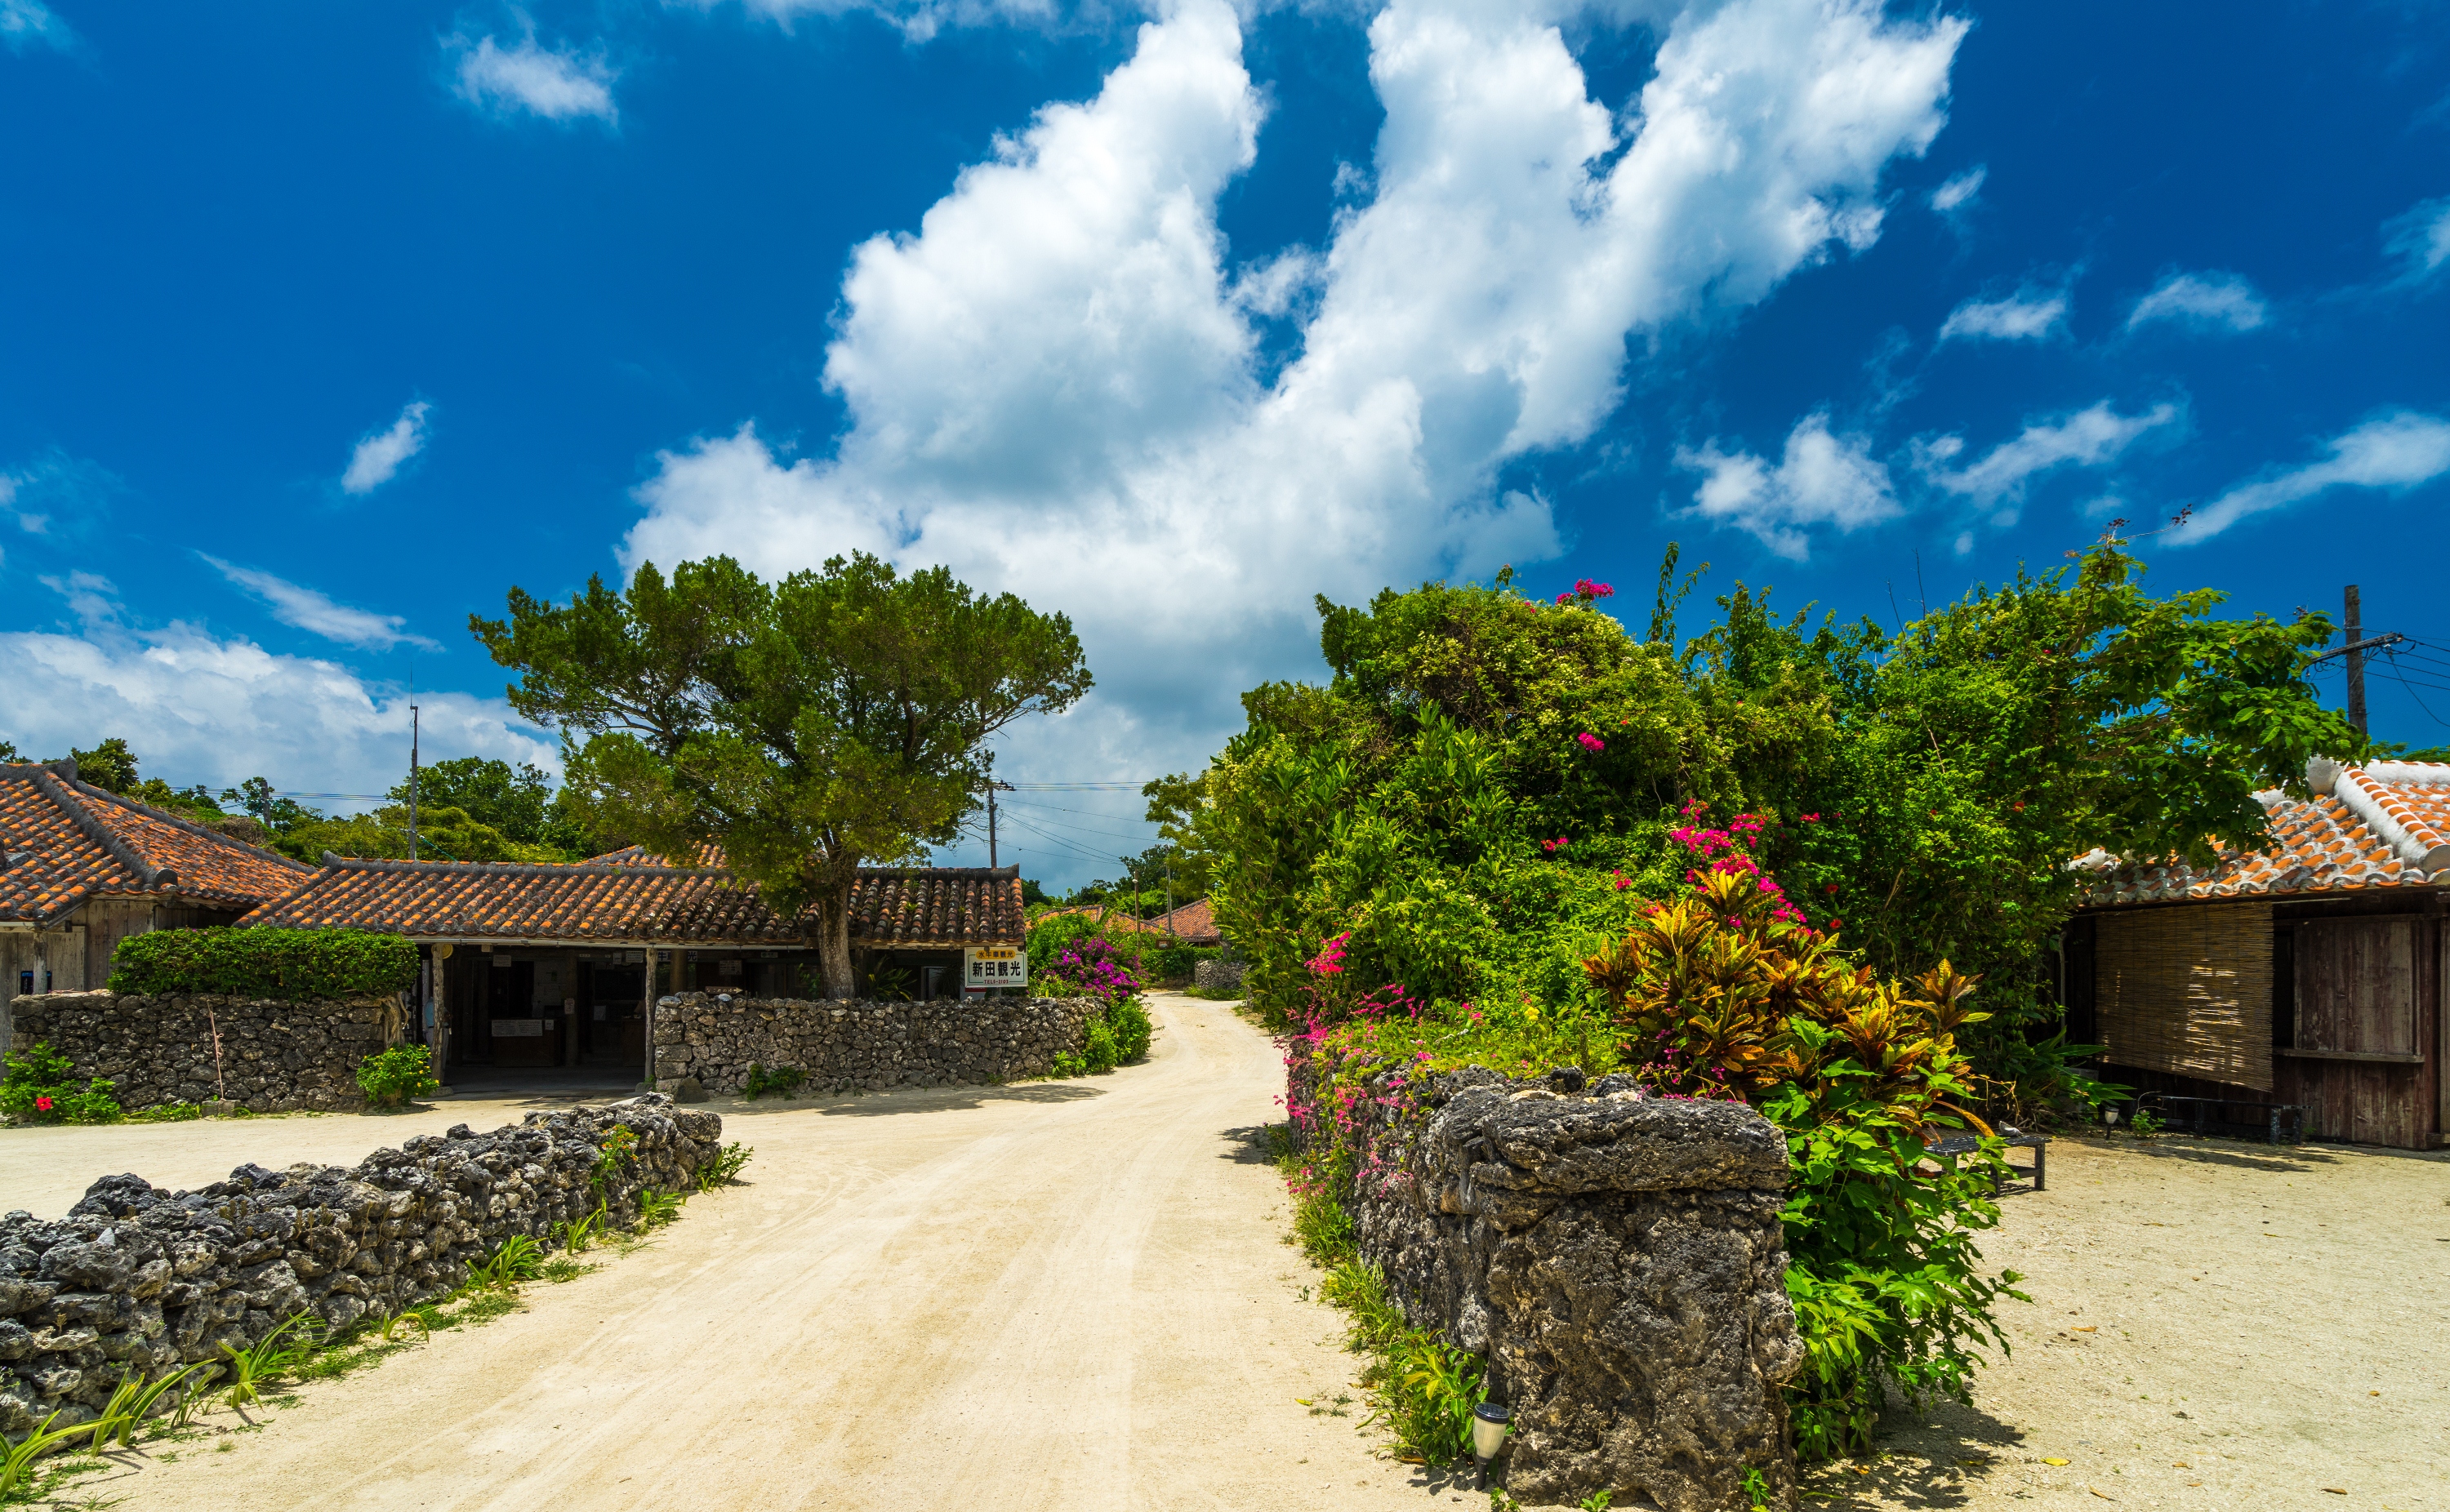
<box><xmin>4</xmin><ymin>998</ymin><xmax>2443</xmax><ymax>1512</ymax></box>
<box><xmin>7</xmin><ymin>994</ymin><xmax>1467</xmax><ymax>1511</ymax></box>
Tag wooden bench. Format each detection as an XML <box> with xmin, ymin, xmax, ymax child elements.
<box><xmin>1925</xmin><ymin>1129</ymin><xmax>2048</xmax><ymax>1192</ymax></box>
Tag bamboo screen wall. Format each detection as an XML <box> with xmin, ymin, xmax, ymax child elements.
<box><xmin>2096</xmin><ymin>901</ymin><xmax>2274</xmax><ymax>1091</ymax></box>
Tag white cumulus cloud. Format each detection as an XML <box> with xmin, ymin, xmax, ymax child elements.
<box><xmin>2127</xmin><ymin>270</ymin><xmax>2267</xmax><ymax>333</ymax></box>
<box><xmin>623</xmin><ymin>0</ymin><xmax>1967</xmax><ymax>779</ymax></box>
<box><xmin>1677</xmin><ymin>413</ymin><xmax>1899</xmax><ymax>561</ymax></box>
<box><xmin>200</xmin><ymin>556</ymin><xmax>443</xmax><ymax>652</ymax></box>
<box><xmin>0</xmin><ymin>579</ymin><xmax>550</xmax><ymax>799</ymax></box>
<box><xmin>2169</xmin><ymin>410</ymin><xmax>2450</xmax><ymax>544</ymax></box>
<box><xmin>1939</xmin><ymin>287</ymin><xmax>2067</xmax><ymax>342</ymax></box>
<box><xmin>341</xmin><ymin>401</ymin><xmax>431</xmax><ymax>495</ymax></box>
<box><xmin>0</xmin><ymin>0</ymin><xmax>73</xmax><ymax>52</ymax></box>
<box><xmin>1921</xmin><ymin>400</ymin><xmax>2178</xmax><ymax>509</ymax></box>
<box><xmin>451</xmin><ymin>33</ymin><xmax>617</xmax><ymax>124</ymax></box>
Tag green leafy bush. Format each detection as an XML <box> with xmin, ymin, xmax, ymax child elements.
<box><xmin>1583</xmin><ymin>816</ymin><xmax>2017</xmax><ymax>1460</ymax></box>
<box><xmin>742</xmin><ymin>1062</ymin><xmax>806</xmax><ymax>1099</ymax></box>
<box><xmin>354</xmin><ymin>1045</ymin><xmax>439</xmax><ymax>1108</ymax></box>
<box><xmin>1103</xmin><ymin>996</ymin><xmax>1153</xmax><ymax>1061</ymax></box>
<box><xmin>108</xmin><ymin>927</ymin><xmax>419</xmax><ymax>999</ymax></box>
<box><xmin>1081</xmin><ymin>1018</ymin><xmax>1120</xmax><ymax>1073</ymax></box>
<box><xmin>1</xmin><ymin>1041</ymin><xmax>122</xmax><ymax>1124</ymax></box>
<box><xmin>1186</xmin><ymin>546</ymin><xmax>2363</xmax><ymax>1115</ymax></box>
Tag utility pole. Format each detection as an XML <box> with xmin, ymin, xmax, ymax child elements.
<box><xmin>983</xmin><ymin>763</ymin><xmax>1013</xmax><ymax>868</ymax></box>
<box><xmin>408</xmin><ymin>700</ymin><xmax>421</xmax><ymax>861</ymax></box>
<box><xmin>2344</xmin><ymin>585</ymin><xmax>2368</xmax><ymax>738</ymax></box>
<box><xmin>1165</xmin><ymin>853</ymin><xmax>1175</xmax><ymax>936</ymax></box>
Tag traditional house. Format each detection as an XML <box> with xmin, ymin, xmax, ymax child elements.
<box><xmin>239</xmin><ymin>848</ymin><xmax>1024</xmax><ymax>1085</ymax></box>
<box><xmin>0</xmin><ymin>759</ymin><xmax>314</xmax><ymax>1047</ymax></box>
<box><xmin>2066</xmin><ymin>758</ymin><xmax>2448</xmax><ymax>1149</ymax></box>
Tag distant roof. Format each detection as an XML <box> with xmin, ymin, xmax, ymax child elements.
<box><xmin>238</xmin><ymin>849</ymin><xmax>1025</xmax><ymax>949</ymax></box>
<box><xmin>2075</xmin><ymin>760</ymin><xmax>2450</xmax><ymax>908</ymax></box>
<box><xmin>0</xmin><ymin>762</ymin><xmax>313</xmax><ymax>925</ymax></box>
<box><xmin>1036</xmin><ymin>897</ymin><xmax>1223</xmax><ymax>945</ymax></box>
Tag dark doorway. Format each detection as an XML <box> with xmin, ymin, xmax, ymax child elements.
<box><xmin>585</xmin><ymin>963</ymin><xmax>647</xmax><ymax>1071</ymax></box>
<box><xmin>486</xmin><ymin>960</ymin><xmax>556</xmax><ymax>1068</ymax></box>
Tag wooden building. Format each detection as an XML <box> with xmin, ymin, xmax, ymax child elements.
<box><xmin>242</xmin><ymin>847</ymin><xmax>1025</xmax><ymax>1085</ymax></box>
<box><xmin>0</xmin><ymin>759</ymin><xmax>314</xmax><ymax>1047</ymax></box>
<box><xmin>2067</xmin><ymin>758</ymin><xmax>2448</xmax><ymax>1149</ymax></box>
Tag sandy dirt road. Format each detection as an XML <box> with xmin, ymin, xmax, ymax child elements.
<box><xmin>55</xmin><ymin>995</ymin><xmax>1463</xmax><ymax>1512</ymax></box>
<box><xmin>1811</xmin><ymin>1133</ymin><xmax>2450</xmax><ymax>1512</ymax></box>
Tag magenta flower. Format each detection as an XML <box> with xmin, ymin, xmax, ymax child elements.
<box><xmin>1576</xmin><ymin>732</ymin><xmax>1605</xmax><ymax>753</ymax></box>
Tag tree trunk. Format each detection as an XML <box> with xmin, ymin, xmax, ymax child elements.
<box><xmin>817</xmin><ymin>879</ymin><xmax>858</xmax><ymax>998</ymax></box>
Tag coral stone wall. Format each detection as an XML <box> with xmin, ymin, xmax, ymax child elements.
<box><xmin>653</xmin><ymin>992</ymin><xmax>1092</xmax><ymax>1095</ymax></box>
<box><xmin>7</xmin><ymin>990</ymin><xmax>397</xmax><ymax>1113</ymax></box>
<box><xmin>1192</xmin><ymin>958</ymin><xmax>1246</xmax><ymax>994</ymax></box>
<box><xmin>1292</xmin><ymin>1058</ymin><xmax>1802</xmax><ymax>1512</ymax></box>
<box><xmin>0</xmin><ymin>1096</ymin><xmax>720</xmax><ymax>1441</ymax></box>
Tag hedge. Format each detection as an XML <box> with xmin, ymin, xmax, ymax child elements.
<box><xmin>106</xmin><ymin>927</ymin><xmax>420</xmax><ymax>999</ymax></box>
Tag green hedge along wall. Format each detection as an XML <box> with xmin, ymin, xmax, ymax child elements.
<box><xmin>107</xmin><ymin>927</ymin><xmax>419</xmax><ymax>1000</ymax></box>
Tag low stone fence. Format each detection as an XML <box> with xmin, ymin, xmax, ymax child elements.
<box><xmin>653</xmin><ymin>992</ymin><xmax>1092</xmax><ymax>1095</ymax></box>
<box><xmin>1293</xmin><ymin>1058</ymin><xmax>1801</xmax><ymax>1512</ymax></box>
<box><xmin>1192</xmin><ymin>957</ymin><xmax>1245</xmax><ymax>994</ymax></box>
<box><xmin>0</xmin><ymin>1096</ymin><xmax>719</xmax><ymax>1440</ymax></box>
<box><xmin>7</xmin><ymin>990</ymin><xmax>397</xmax><ymax>1113</ymax></box>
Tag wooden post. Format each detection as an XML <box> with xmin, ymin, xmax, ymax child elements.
<box><xmin>430</xmin><ymin>945</ymin><xmax>452</xmax><ymax>1079</ymax></box>
<box><xmin>642</xmin><ymin>945</ymin><xmax>658</xmax><ymax>1092</ymax></box>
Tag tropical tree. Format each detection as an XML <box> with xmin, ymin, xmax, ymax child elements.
<box><xmin>472</xmin><ymin>553</ymin><xmax>1091</xmax><ymax>996</ymax></box>
<box><xmin>1187</xmin><ymin>543</ymin><xmax>2364</xmax><ymax>1105</ymax></box>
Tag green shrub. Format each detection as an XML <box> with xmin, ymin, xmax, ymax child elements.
<box><xmin>1082</xmin><ymin>1018</ymin><xmax>1120</xmax><ymax>1073</ymax></box>
<box><xmin>742</xmin><ymin>1062</ymin><xmax>806</xmax><ymax>1100</ymax></box>
<box><xmin>1580</xmin><ymin>816</ymin><xmax>2020</xmax><ymax>1460</ymax></box>
<box><xmin>1</xmin><ymin>1041</ymin><xmax>122</xmax><ymax>1124</ymax></box>
<box><xmin>108</xmin><ymin>927</ymin><xmax>419</xmax><ymax>999</ymax></box>
<box><xmin>1103</xmin><ymin>996</ymin><xmax>1153</xmax><ymax>1061</ymax></box>
<box><xmin>354</xmin><ymin>1045</ymin><xmax>439</xmax><ymax>1108</ymax></box>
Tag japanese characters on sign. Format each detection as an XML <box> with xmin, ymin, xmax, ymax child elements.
<box><xmin>964</xmin><ymin>945</ymin><xmax>1027</xmax><ymax>989</ymax></box>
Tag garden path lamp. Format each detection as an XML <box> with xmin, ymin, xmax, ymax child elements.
<box><xmin>1472</xmin><ymin>1403</ymin><xmax>1511</xmax><ymax>1488</ymax></box>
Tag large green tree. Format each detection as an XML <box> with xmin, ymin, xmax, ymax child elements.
<box><xmin>1183</xmin><ymin>545</ymin><xmax>2364</xmax><ymax>1103</ymax></box>
<box><xmin>473</xmin><ymin>553</ymin><xmax>1091</xmax><ymax>995</ymax></box>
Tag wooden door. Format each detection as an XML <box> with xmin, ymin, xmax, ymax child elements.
<box><xmin>2292</xmin><ymin>918</ymin><xmax>2425</xmax><ymax>1147</ymax></box>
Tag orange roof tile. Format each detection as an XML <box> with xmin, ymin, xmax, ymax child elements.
<box><xmin>2075</xmin><ymin>761</ymin><xmax>2450</xmax><ymax>907</ymax></box>
<box><xmin>238</xmin><ymin>852</ymin><xmax>1023</xmax><ymax>948</ymax></box>
<box><xmin>1033</xmin><ymin>898</ymin><xmax>1223</xmax><ymax>945</ymax></box>
<box><xmin>0</xmin><ymin>763</ymin><xmax>313</xmax><ymax>924</ymax></box>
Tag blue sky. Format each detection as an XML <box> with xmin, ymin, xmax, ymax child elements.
<box><xmin>3</xmin><ymin>0</ymin><xmax>2448</xmax><ymax>887</ymax></box>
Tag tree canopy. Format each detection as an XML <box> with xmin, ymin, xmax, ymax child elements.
<box><xmin>1170</xmin><ymin>544</ymin><xmax>2364</xmax><ymax>1101</ymax></box>
<box><xmin>472</xmin><ymin>553</ymin><xmax>1091</xmax><ymax>994</ymax></box>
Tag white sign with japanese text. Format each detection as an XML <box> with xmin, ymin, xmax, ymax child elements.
<box><xmin>964</xmin><ymin>945</ymin><xmax>1027</xmax><ymax>989</ymax></box>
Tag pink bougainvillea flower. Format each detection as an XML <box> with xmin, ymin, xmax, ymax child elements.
<box><xmin>1575</xmin><ymin>732</ymin><xmax>1606</xmax><ymax>753</ymax></box>
<box><xmin>1801</xmin><ymin>812</ymin><xmax>1820</xmax><ymax>822</ymax></box>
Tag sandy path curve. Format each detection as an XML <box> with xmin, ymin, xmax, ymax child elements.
<box><xmin>100</xmin><ymin>995</ymin><xmax>1456</xmax><ymax>1512</ymax></box>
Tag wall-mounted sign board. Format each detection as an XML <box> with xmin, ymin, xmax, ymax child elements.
<box><xmin>964</xmin><ymin>945</ymin><xmax>1027</xmax><ymax>989</ymax></box>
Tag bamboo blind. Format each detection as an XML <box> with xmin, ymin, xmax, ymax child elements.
<box><xmin>2095</xmin><ymin>901</ymin><xmax>2274</xmax><ymax>1091</ymax></box>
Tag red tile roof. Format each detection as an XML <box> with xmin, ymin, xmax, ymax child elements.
<box><xmin>0</xmin><ymin>763</ymin><xmax>313</xmax><ymax>924</ymax></box>
<box><xmin>238</xmin><ymin>851</ymin><xmax>1024</xmax><ymax>948</ymax></box>
<box><xmin>2076</xmin><ymin>761</ymin><xmax>2450</xmax><ymax>907</ymax></box>
<box><xmin>1033</xmin><ymin>897</ymin><xmax>1223</xmax><ymax>945</ymax></box>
